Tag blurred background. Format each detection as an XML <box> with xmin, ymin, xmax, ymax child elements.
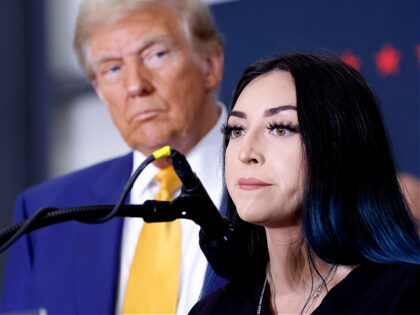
<box><xmin>0</xmin><ymin>0</ymin><xmax>418</xmax><ymax>294</ymax></box>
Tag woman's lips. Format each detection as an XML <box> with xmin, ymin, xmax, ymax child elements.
<box><xmin>237</xmin><ymin>178</ymin><xmax>272</xmax><ymax>191</ymax></box>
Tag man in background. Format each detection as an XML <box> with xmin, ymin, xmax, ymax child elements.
<box><xmin>1</xmin><ymin>0</ymin><xmax>225</xmax><ymax>313</ymax></box>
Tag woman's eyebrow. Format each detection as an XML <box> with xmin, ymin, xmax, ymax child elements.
<box><xmin>228</xmin><ymin>111</ymin><xmax>246</xmax><ymax>119</ymax></box>
<box><xmin>228</xmin><ymin>105</ymin><xmax>296</xmax><ymax>120</ymax></box>
<box><xmin>264</xmin><ymin>105</ymin><xmax>297</xmax><ymax>117</ymax></box>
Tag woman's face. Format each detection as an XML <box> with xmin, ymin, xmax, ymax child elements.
<box><xmin>225</xmin><ymin>71</ymin><xmax>305</xmax><ymax>228</ymax></box>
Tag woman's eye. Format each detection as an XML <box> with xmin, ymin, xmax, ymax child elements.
<box><xmin>268</xmin><ymin>124</ymin><xmax>297</xmax><ymax>137</ymax></box>
<box><xmin>274</xmin><ymin>127</ymin><xmax>288</xmax><ymax>136</ymax></box>
<box><xmin>231</xmin><ymin>129</ymin><xmax>244</xmax><ymax>139</ymax></box>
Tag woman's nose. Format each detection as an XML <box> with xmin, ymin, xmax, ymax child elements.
<box><xmin>238</xmin><ymin>133</ymin><xmax>265</xmax><ymax>165</ymax></box>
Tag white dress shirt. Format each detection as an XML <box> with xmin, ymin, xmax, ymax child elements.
<box><xmin>115</xmin><ymin>105</ymin><xmax>226</xmax><ymax>314</ymax></box>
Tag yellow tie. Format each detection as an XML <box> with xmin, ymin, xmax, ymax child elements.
<box><xmin>123</xmin><ymin>166</ymin><xmax>182</xmax><ymax>314</ymax></box>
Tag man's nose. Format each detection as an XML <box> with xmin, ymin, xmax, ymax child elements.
<box><xmin>124</xmin><ymin>59</ymin><xmax>154</xmax><ymax>97</ymax></box>
<box><xmin>238</xmin><ymin>132</ymin><xmax>265</xmax><ymax>165</ymax></box>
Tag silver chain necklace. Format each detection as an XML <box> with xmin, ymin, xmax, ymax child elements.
<box><xmin>256</xmin><ymin>263</ymin><xmax>337</xmax><ymax>315</ymax></box>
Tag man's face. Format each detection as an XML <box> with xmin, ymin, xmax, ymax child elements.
<box><xmin>89</xmin><ymin>4</ymin><xmax>222</xmax><ymax>155</ymax></box>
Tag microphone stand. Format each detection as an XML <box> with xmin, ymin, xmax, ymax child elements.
<box><xmin>0</xmin><ymin>147</ymin><xmax>242</xmax><ymax>281</ymax></box>
<box><xmin>0</xmin><ymin>148</ymin><xmax>234</xmax><ymax>254</ymax></box>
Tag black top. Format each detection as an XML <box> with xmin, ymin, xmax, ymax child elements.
<box><xmin>189</xmin><ymin>263</ymin><xmax>420</xmax><ymax>315</ymax></box>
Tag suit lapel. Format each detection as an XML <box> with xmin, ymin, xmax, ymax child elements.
<box><xmin>72</xmin><ymin>153</ymin><xmax>132</xmax><ymax>313</ymax></box>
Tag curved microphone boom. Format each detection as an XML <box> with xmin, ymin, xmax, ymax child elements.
<box><xmin>0</xmin><ymin>147</ymin><xmax>237</xmax><ymax>273</ymax></box>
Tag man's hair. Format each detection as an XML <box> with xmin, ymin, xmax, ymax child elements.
<box><xmin>74</xmin><ymin>0</ymin><xmax>223</xmax><ymax>81</ymax></box>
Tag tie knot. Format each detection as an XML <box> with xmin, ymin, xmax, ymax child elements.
<box><xmin>154</xmin><ymin>166</ymin><xmax>181</xmax><ymax>201</ymax></box>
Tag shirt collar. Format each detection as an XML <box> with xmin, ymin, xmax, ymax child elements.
<box><xmin>131</xmin><ymin>103</ymin><xmax>227</xmax><ymax>196</ymax></box>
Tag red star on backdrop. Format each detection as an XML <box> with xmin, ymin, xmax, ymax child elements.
<box><xmin>340</xmin><ymin>51</ymin><xmax>362</xmax><ymax>70</ymax></box>
<box><xmin>415</xmin><ymin>44</ymin><xmax>420</xmax><ymax>67</ymax></box>
<box><xmin>374</xmin><ymin>43</ymin><xmax>402</xmax><ymax>77</ymax></box>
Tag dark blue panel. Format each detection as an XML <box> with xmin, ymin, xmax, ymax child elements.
<box><xmin>0</xmin><ymin>0</ymin><xmax>48</xmax><ymax>297</ymax></box>
<box><xmin>211</xmin><ymin>0</ymin><xmax>419</xmax><ymax>176</ymax></box>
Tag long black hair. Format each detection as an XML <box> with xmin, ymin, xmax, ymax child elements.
<box><xmin>222</xmin><ymin>53</ymin><xmax>420</xmax><ymax>273</ymax></box>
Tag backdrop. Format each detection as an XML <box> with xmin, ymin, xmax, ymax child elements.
<box><xmin>212</xmin><ymin>0</ymin><xmax>419</xmax><ymax>176</ymax></box>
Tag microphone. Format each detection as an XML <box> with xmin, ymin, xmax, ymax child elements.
<box><xmin>170</xmin><ymin>149</ymin><xmax>233</xmax><ymax>240</ymax></box>
<box><xmin>0</xmin><ymin>146</ymin><xmax>245</xmax><ymax>281</ymax></box>
<box><xmin>170</xmin><ymin>149</ymin><xmax>246</xmax><ymax>281</ymax></box>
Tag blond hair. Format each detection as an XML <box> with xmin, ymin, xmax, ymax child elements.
<box><xmin>74</xmin><ymin>0</ymin><xmax>223</xmax><ymax>80</ymax></box>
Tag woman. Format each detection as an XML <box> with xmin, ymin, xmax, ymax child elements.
<box><xmin>191</xmin><ymin>54</ymin><xmax>420</xmax><ymax>314</ymax></box>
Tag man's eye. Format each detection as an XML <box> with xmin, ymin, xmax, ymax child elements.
<box><xmin>155</xmin><ymin>51</ymin><xmax>167</xmax><ymax>58</ymax></box>
<box><xmin>143</xmin><ymin>49</ymin><xmax>169</xmax><ymax>68</ymax></box>
<box><xmin>108</xmin><ymin>66</ymin><xmax>121</xmax><ymax>73</ymax></box>
<box><xmin>100</xmin><ymin>65</ymin><xmax>121</xmax><ymax>75</ymax></box>
<box><xmin>98</xmin><ymin>63</ymin><xmax>123</xmax><ymax>84</ymax></box>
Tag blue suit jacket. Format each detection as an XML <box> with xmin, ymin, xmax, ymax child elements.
<box><xmin>1</xmin><ymin>154</ymin><xmax>132</xmax><ymax>313</ymax></box>
<box><xmin>1</xmin><ymin>153</ymin><xmax>226</xmax><ymax>314</ymax></box>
